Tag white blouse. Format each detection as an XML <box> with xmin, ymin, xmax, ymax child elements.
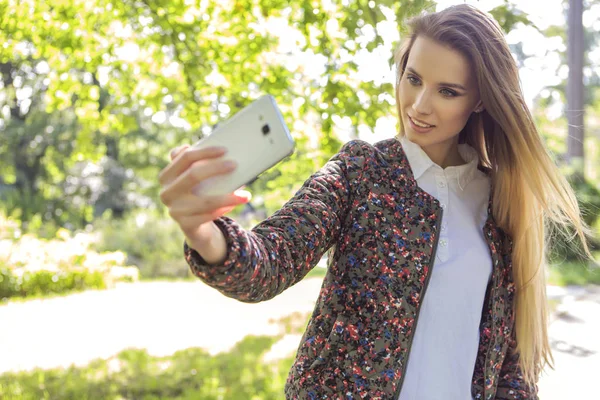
<box><xmin>398</xmin><ymin>137</ymin><xmax>493</xmax><ymax>400</ymax></box>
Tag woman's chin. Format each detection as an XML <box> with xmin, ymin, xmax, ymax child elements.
<box><xmin>405</xmin><ymin>130</ymin><xmax>425</xmax><ymax>144</ymax></box>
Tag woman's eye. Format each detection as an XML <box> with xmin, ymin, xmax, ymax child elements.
<box><xmin>407</xmin><ymin>75</ymin><xmax>420</xmax><ymax>85</ymax></box>
<box><xmin>440</xmin><ymin>88</ymin><xmax>458</xmax><ymax>97</ymax></box>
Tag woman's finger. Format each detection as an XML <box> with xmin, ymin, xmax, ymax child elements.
<box><xmin>160</xmin><ymin>158</ymin><xmax>238</xmax><ymax>205</ymax></box>
<box><xmin>167</xmin><ymin>192</ymin><xmax>251</xmax><ymax>219</ymax></box>
<box><xmin>170</xmin><ymin>145</ymin><xmax>190</xmax><ymax>161</ymax></box>
<box><xmin>176</xmin><ymin>204</ymin><xmax>247</xmax><ymax>234</ymax></box>
<box><xmin>159</xmin><ymin>146</ymin><xmax>228</xmax><ymax>186</ymax></box>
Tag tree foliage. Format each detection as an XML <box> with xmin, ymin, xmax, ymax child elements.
<box><xmin>1</xmin><ymin>0</ymin><xmax>541</xmax><ymax>230</ymax></box>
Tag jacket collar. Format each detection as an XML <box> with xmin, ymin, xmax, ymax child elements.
<box><xmin>399</xmin><ymin>136</ymin><xmax>480</xmax><ymax>191</ymax></box>
<box><xmin>375</xmin><ymin>136</ymin><xmax>507</xmax><ymax>243</ymax></box>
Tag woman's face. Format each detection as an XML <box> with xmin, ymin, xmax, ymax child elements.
<box><xmin>398</xmin><ymin>36</ymin><xmax>482</xmax><ymax>166</ymax></box>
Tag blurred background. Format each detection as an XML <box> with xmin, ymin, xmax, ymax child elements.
<box><xmin>0</xmin><ymin>0</ymin><xmax>598</xmax><ymax>398</ymax></box>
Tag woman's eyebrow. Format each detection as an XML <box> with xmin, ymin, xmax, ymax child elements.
<box><xmin>407</xmin><ymin>67</ymin><xmax>468</xmax><ymax>91</ymax></box>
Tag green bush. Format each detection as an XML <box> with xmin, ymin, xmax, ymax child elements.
<box><xmin>22</xmin><ymin>269</ymin><xmax>106</xmax><ymax>296</ymax></box>
<box><xmin>569</xmin><ymin>176</ymin><xmax>600</xmax><ymax>229</ymax></box>
<box><xmin>0</xmin><ymin>336</ymin><xmax>295</xmax><ymax>400</ymax></box>
<box><xmin>0</xmin><ymin>267</ymin><xmax>18</xmax><ymax>299</ymax></box>
<box><xmin>548</xmin><ymin>260</ymin><xmax>600</xmax><ymax>286</ymax></box>
<box><xmin>0</xmin><ymin>311</ymin><xmax>313</xmax><ymax>399</ymax></box>
<box><xmin>0</xmin><ymin>216</ymin><xmax>136</xmax><ymax>301</ymax></box>
<box><xmin>94</xmin><ymin>210</ymin><xmax>193</xmax><ymax>280</ymax></box>
<box><xmin>0</xmin><ymin>266</ymin><xmax>106</xmax><ymax>301</ymax></box>
<box><xmin>549</xmin><ymin>176</ymin><xmax>600</xmax><ymax>262</ymax></box>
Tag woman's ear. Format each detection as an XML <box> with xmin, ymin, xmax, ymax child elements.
<box><xmin>473</xmin><ymin>100</ymin><xmax>484</xmax><ymax>113</ymax></box>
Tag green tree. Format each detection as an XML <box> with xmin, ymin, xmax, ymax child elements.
<box><xmin>530</xmin><ymin>0</ymin><xmax>600</xmax><ymax>259</ymax></box>
<box><xmin>1</xmin><ymin>0</ymin><xmax>537</xmax><ymax>229</ymax></box>
<box><xmin>534</xmin><ymin>0</ymin><xmax>600</xmax><ymax>173</ymax></box>
<box><xmin>0</xmin><ymin>0</ymin><xmax>432</xmax><ymax>228</ymax></box>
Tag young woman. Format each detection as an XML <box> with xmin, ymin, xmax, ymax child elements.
<box><xmin>158</xmin><ymin>4</ymin><xmax>593</xmax><ymax>399</ymax></box>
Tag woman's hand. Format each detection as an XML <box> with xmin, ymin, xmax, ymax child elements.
<box><xmin>158</xmin><ymin>144</ymin><xmax>251</xmax><ymax>263</ymax></box>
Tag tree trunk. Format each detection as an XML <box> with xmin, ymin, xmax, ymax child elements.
<box><xmin>567</xmin><ymin>0</ymin><xmax>585</xmax><ymax>178</ymax></box>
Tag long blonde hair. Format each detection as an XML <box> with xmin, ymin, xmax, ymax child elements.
<box><xmin>393</xmin><ymin>4</ymin><xmax>594</xmax><ymax>385</ymax></box>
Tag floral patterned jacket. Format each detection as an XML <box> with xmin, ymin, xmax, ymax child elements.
<box><xmin>184</xmin><ymin>139</ymin><xmax>539</xmax><ymax>399</ymax></box>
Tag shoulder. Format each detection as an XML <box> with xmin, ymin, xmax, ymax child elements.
<box><xmin>333</xmin><ymin>137</ymin><xmax>412</xmax><ymax>191</ymax></box>
<box><xmin>336</xmin><ymin>137</ymin><xmax>405</xmax><ymax>167</ymax></box>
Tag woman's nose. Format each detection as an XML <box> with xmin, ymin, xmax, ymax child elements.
<box><xmin>412</xmin><ymin>90</ymin><xmax>433</xmax><ymax>115</ymax></box>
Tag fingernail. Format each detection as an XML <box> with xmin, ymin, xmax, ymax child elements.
<box><xmin>235</xmin><ymin>189</ymin><xmax>252</xmax><ymax>200</ymax></box>
<box><xmin>171</xmin><ymin>145</ymin><xmax>188</xmax><ymax>159</ymax></box>
<box><xmin>224</xmin><ymin>160</ymin><xmax>237</xmax><ymax>169</ymax></box>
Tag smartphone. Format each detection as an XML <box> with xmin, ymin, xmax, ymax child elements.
<box><xmin>191</xmin><ymin>95</ymin><xmax>295</xmax><ymax>197</ymax></box>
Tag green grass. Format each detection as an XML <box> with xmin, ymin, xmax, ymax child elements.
<box><xmin>4</xmin><ymin>258</ymin><xmax>599</xmax><ymax>399</ymax></box>
<box><xmin>0</xmin><ymin>337</ymin><xmax>295</xmax><ymax>400</ymax></box>
<box><xmin>0</xmin><ymin>286</ymin><xmax>107</xmax><ymax>305</ymax></box>
<box><xmin>138</xmin><ymin>275</ymin><xmax>195</xmax><ymax>283</ymax></box>
<box><xmin>304</xmin><ymin>265</ymin><xmax>327</xmax><ymax>280</ymax></box>
<box><xmin>0</xmin><ymin>312</ymin><xmax>312</xmax><ymax>400</ymax></box>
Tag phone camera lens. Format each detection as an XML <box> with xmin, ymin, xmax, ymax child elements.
<box><xmin>262</xmin><ymin>124</ymin><xmax>270</xmax><ymax>135</ymax></box>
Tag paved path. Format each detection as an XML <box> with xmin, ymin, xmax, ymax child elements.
<box><xmin>0</xmin><ymin>280</ymin><xmax>323</xmax><ymax>374</ymax></box>
<box><xmin>538</xmin><ymin>285</ymin><xmax>600</xmax><ymax>399</ymax></box>
<box><xmin>1</xmin><ymin>280</ymin><xmax>598</xmax><ymax>399</ymax></box>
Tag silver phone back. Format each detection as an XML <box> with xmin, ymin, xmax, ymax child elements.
<box><xmin>192</xmin><ymin>95</ymin><xmax>295</xmax><ymax>196</ymax></box>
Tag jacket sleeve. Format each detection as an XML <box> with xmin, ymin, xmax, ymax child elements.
<box><xmin>183</xmin><ymin>140</ymin><xmax>366</xmax><ymax>303</ymax></box>
<box><xmin>495</xmin><ymin>330</ymin><xmax>539</xmax><ymax>400</ymax></box>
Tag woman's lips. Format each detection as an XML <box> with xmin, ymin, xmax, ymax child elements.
<box><xmin>408</xmin><ymin>115</ymin><xmax>435</xmax><ymax>133</ymax></box>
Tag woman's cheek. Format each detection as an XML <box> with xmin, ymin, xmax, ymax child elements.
<box><xmin>444</xmin><ymin>102</ymin><xmax>472</xmax><ymax>126</ymax></box>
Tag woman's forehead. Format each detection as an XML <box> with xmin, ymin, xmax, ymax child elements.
<box><xmin>407</xmin><ymin>36</ymin><xmax>476</xmax><ymax>89</ymax></box>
